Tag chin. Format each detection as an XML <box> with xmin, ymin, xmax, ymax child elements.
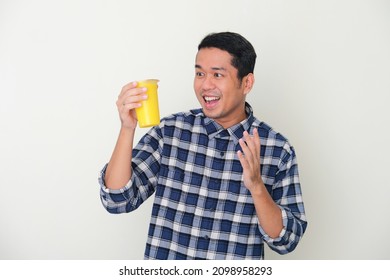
<box><xmin>203</xmin><ymin>109</ymin><xmax>221</xmax><ymax>120</ymax></box>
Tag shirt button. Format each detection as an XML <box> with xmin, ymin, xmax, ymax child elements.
<box><xmin>220</xmin><ymin>151</ymin><xmax>225</xmax><ymax>157</ymax></box>
<box><xmin>203</xmin><ymin>235</ymin><xmax>209</xmax><ymax>240</ymax></box>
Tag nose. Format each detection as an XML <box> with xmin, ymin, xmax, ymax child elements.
<box><xmin>201</xmin><ymin>75</ymin><xmax>215</xmax><ymax>92</ymax></box>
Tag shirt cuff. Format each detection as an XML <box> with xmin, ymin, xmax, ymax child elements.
<box><xmin>99</xmin><ymin>163</ymin><xmax>133</xmax><ymax>195</ymax></box>
<box><xmin>258</xmin><ymin>206</ymin><xmax>288</xmax><ymax>243</ymax></box>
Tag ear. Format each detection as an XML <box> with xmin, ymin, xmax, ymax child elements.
<box><xmin>243</xmin><ymin>73</ymin><xmax>255</xmax><ymax>95</ymax></box>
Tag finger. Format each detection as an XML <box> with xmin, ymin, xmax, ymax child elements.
<box><xmin>252</xmin><ymin>128</ymin><xmax>261</xmax><ymax>156</ymax></box>
<box><xmin>117</xmin><ymin>88</ymin><xmax>147</xmax><ymax>109</ymax></box>
<box><xmin>119</xmin><ymin>101</ymin><xmax>141</xmax><ymax>112</ymax></box>
<box><xmin>119</xmin><ymin>88</ymin><xmax>147</xmax><ymax>103</ymax></box>
<box><xmin>241</xmin><ymin>131</ymin><xmax>257</xmax><ymax>161</ymax></box>
<box><xmin>244</xmin><ymin>129</ymin><xmax>261</xmax><ymax>160</ymax></box>
<box><xmin>243</xmin><ymin>131</ymin><xmax>256</xmax><ymax>152</ymax></box>
<box><xmin>118</xmin><ymin>81</ymin><xmax>147</xmax><ymax>100</ymax></box>
<box><xmin>120</xmin><ymin>92</ymin><xmax>147</xmax><ymax>107</ymax></box>
<box><xmin>238</xmin><ymin>137</ymin><xmax>253</xmax><ymax>162</ymax></box>
<box><xmin>119</xmin><ymin>81</ymin><xmax>137</xmax><ymax>98</ymax></box>
<box><xmin>237</xmin><ymin>150</ymin><xmax>249</xmax><ymax>170</ymax></box>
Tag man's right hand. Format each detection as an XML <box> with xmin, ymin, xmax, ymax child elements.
<box><xmin>116</xmin><ymin>81</ymin><xmax>148</xmax><ymax>130</ymax></box>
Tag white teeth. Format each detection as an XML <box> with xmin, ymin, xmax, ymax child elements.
<box><xmin>204</xmin><ymin>96</ymin><xmax>220</xmax><ymax>102</ymax></box>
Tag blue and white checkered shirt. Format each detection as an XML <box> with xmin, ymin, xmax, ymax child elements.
<box><xmin>99</xmin><ymin>103</ymin><xmax>307</xmax><ymax>259</ymax></box>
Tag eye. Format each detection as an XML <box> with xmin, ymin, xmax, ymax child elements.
<box><xmin>196</xmin><ymin>72</ymin><xmax>205</xmax><ymax>77</ymax></box>
<box><xmin>214</xmin><ymin>73</ymin><xmax>223</xmax><ymax>78</ymax></box>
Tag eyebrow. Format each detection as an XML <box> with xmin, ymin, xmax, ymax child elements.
<box><xmin>195</xmin><ymin>64</ymin><xmax>227</xmax><ymax>71</ymax></box>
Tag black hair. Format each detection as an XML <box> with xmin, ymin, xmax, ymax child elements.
<box><xmin>198</xmin><ymin>32</ymin><xmax>257</xmax><ymax>81</ymax></box>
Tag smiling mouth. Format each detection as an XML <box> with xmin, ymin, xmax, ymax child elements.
<box><xmin>204</xmin><ymin>96</ymin><xmax>221</xmax><ymax>103</ymax></box>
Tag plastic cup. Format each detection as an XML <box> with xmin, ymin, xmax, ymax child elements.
<box><xmin>135</xmin><ymin>79</ymin><xmax>160</xmax><ymax>128</ymax></box>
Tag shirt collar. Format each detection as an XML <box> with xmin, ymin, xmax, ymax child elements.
<box><xmin>201</xmin><ymin>102</ymin><xmax>256</xmax><ymax>143</ymax></box>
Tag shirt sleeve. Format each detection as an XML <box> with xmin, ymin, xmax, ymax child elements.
<box><xmin>258</xmin><ymin>144</ymin><xmax>308</xmax><ymax>254</ymax></box>
<box><xmin>99</xmin><ymin>126</ymin><xmax>164</xmax><ymax>214</ymax></box>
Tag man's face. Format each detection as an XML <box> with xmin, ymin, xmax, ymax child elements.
<box><xmin>194</xmin><ymin>47</ymin><xmax>252</xmax><ymax>128</ymax></box>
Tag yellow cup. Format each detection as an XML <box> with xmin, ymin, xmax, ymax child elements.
<box><xmin>135</xmin><ymin>79</ymin><xmax>160</xmax><ymax>128</ymax></box>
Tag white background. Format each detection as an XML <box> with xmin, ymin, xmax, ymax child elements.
<box><xmin>0</xmin><ymin>0</ymin><xmax>389</xmax><ymax>259</ymax></box>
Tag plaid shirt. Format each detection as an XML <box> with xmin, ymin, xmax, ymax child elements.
<box><xmin>99</xmin><ymin>103</ymin><xmax>307</xmax><ymax>259</ymax></box>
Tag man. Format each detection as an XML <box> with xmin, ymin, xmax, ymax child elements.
<box><xmin>99</xmin><ymin>32</ymin><xmax>307</xmax><ymax>259</ymax></box>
